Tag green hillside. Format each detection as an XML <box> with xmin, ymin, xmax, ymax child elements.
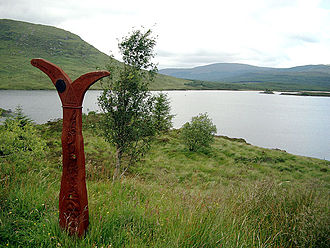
<box><xmin>0</xmin><ymin>19</ymin><xmax>191</xmax><ymax>90</ymax></box>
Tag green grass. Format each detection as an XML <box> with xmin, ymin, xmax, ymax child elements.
<box><xmin>0</xmin><ymin>114</ymin><xmax>329</xmax><ymax>247</ymax></box>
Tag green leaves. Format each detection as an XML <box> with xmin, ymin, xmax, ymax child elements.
<box><xmin>98</xmin><ymin>28</ymin><xmax>169</xmax><ymax>180</ymax></box>
<box><xmin>119</xmin><ymin>29</ymin><xmax>157</xmax><ymax>72</ymax></box>
<box><xmin>181</xmin><ymin>113</ymin><xmax>217</xmax><ymax>151</ymax></box>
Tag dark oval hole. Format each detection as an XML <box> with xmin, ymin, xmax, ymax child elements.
<box><xmin>55</xmin><ymin>79</ymin><xmax>66</xmax><ymax>93</ymax></box>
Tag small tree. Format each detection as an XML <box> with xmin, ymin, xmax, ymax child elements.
<box><xmin>98</xmin><ymin>28</ymin><xmax>170</xmax><ymax>180</ymax></box>
<box><xmin>181</xmin><ymin>113</ymin><xmax>217</xmax><ymax>151</ymax></box>
<box><xmin>10</xmin><ymin>105</ymin><xmax>32</xmax><ymax>127</ymax></box>
<box><xmin>152</xmin><ymin>92</ymin><xmax>174</xmax><ymax>133</ymax></box>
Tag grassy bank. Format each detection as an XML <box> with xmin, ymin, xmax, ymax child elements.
<box><xmin>0</xmin><ymin>115</ymin><xmax>329</xmax><ymax>247</ymax></box>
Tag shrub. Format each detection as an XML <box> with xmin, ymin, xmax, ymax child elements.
<box><xmin>0</xmin><ymin>106</ymin><xmax>46</xmax><ymax>161</ymax></box>
<box><xmin>0</xmin><ymin>107</ymin><xmax>48</xmax><ymax>199</ymax></box>
<box><xmin>181</xmin><ymin>113</ymin><xmax>217</xmax><ymax>151</ymax></box>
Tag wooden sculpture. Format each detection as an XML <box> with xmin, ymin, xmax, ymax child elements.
<box><xmin>31</xmin><ymin>58</ymin><xmax>110</xmax><ymax>236</ymax></box>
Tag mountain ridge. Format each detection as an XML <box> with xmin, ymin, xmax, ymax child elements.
<box><xmin>159</xmin><ymin>63</ymin><xmax>330</xmax><ymax>91</ymax></box>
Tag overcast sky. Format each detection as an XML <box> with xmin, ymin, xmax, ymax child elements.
<box><xmin>1</xmin><ymin>0</ymin><xmax>330</xmax><ymax>69</ymax></box>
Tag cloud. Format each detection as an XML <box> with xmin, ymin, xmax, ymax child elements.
<box><xmin>289</xmin><ymin>34</ymin><xmax>319</xmax><ymax>43</ymax></box>
<box><xmin>1</xmin><ymin>0</ymin><xmax>329</xmax><ymax>68</ymax></box>
<box><xmin>0</xmin><ymin>0</ymin><xmax>135</xmax><ymax>25</ymax></box>
<box><xmin>157</xmin><ymin>50</ymin><xmax>240</xmax><ymax>68</ymax></box>
<box><xmin>0</xmin><ymin>0</ymin><xmax>65</xmax><ymax>25</ymax></box>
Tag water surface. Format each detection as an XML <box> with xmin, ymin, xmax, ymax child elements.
<box><xmin>0</xmin><ymin>90</ymin><xmax>329</xmax><ymax>160</ymax></box>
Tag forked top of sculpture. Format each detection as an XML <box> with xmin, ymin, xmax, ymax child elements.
<box><xmin>31</xmin><ymin>58</ymin><xmax>110</xmax><ymax>108</ymax></box>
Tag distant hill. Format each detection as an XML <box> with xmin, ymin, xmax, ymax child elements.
<box><xmin>160</xmin><ymin>63</ymin><xmax>330</xmax><ymax>91</ymax></box>
<box><xmin>2</xmin><ymin>19</ymin><xmax>329</xmax><ymax>92</ymax></box>
<box><xmin>0</xmin><ymin>19</ymin><xmax>191</xmax><ymax>90</ymax></box>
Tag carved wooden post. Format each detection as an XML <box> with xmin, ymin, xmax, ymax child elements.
<box><xmin>31</xmin><ymin>58</ymin><xmax>110</xmax><ymax>236</ymax></box>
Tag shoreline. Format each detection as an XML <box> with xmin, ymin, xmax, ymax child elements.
<box><xmin>280</xmin><ymin>91</ymin><xmax>330</xmax><ymax>97</ymax></box>
<box><xmin>1</xmin><ymin>88</ymin><xmax>330</xmax><ymax>93</ymax></box>
<box><xmin>2</xmin><ymin>107</ymin><xmax>328</xmax><ymax>161</ymax></box>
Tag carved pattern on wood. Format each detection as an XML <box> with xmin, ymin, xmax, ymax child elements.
<box><xmin>63</xmin><ymin>110</ymin><xmax>81</xmax><ymax>234</ymax></box>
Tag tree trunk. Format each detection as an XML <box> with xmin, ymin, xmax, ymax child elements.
<box><xmin>113</xmin><ymin>148</ymin><xmax>122</xmax><ymax>181</ymax></box>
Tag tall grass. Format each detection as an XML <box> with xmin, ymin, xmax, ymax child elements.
<box><xmin>0</xmin><ymin>117</ymin><xmax>329</xmax><ymax>247</ymax></box>
<box><xmin>1</xmin><ymin>176</ymin><xmax>328</xmax><ymax>247</ymax></box>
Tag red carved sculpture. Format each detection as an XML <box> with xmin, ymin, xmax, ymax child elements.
<box><xmin>31</xmin><ymin>58</ymin><xmax>110</xmax><ymax>236</ymax></box>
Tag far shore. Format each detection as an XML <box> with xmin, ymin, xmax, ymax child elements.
<box><xmin>1</xmin><ymin>88</ymin><xmax>330</xmax><ymax>96</ymax></box>
<box><xmin>280</xmin><ymin>91</ymin><xmax>330</xmax><ymax>97</ymax></box>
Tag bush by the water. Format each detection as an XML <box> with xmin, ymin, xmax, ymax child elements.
<box><xmin>0</xmin><ymin>107</ymin><xmax>47</xmax><ymax>163</ymax></box>
<box><xmin>181</xmin><ymin>113</ymin><xmax>217</xmax><ymax>151</ymax></box>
